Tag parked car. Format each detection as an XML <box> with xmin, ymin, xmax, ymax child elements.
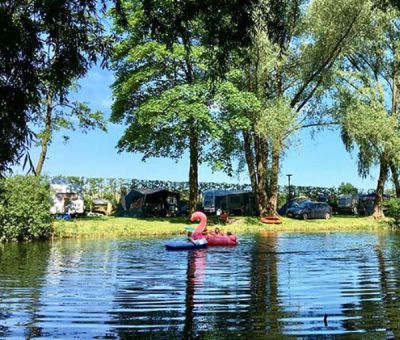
<box><xmin>278</xmin><ymin>197</ymin><xmax>310</xmax><ymax>216</ymax></box>
<box><xmin>287</xmin><ymin>201</ymin><xmax>332</xmax><ymax>220</ymax></box>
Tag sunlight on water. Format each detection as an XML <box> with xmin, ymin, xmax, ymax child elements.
<box><xmin>1</xmin><ymin>232</ymin><xmax>400</xmax><ymax>338</ymax></box>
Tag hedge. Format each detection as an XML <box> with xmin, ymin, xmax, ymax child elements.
<box><xmin>0</xmin><ymin>176</ymin><xmax>52</xmax><ymax>241</ymax></box>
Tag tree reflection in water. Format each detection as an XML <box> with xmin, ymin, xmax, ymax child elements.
<box><xmin>244</xmin><ymin>231</ymin><xmax>283</xmax><ymax>336</ymax></box>
<box><xmin>182</xmin><ymin>232</ymin><xmax>284</xmax><ymax>338</ymax></box>
<box><xmin>183</xmin><ymin>249</ymin><xmax>207</xmax><ymax>338</ymax></box>
<box><xmin>2</xmin><ymin>234</ymin><xmax>400</xmax><ymax>337</ymax></box>
<box><xmin>341</xmin><ymin>233</ymin><xmax>400</xmax><ymax>337</ymax></box>
<box><xmin>0</xmin><ymin>242</ymin><xmax>51</xmax><ymax>338</ymax></box>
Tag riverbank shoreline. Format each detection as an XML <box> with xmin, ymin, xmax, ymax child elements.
<box><xmin>52</xmin><ymin>215</ymin><xmax>394</xmax><ymax>239</ymax></box>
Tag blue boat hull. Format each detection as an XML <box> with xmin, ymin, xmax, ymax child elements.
<box><xmin>165</xmin><ymin>241</ymin><xmax>208</xmax><ymax>251</ymax></box>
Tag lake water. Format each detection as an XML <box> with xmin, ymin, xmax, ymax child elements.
<box><xmin>1</xmin><ymin>232</ymin><xmax>400</xmax><ymax>338</ymax></box>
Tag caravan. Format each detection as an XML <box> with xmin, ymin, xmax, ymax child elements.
<box><xmin>50</xmin><ymin>180</ymin><xmax>84</xmax><ymax>216</ymax></box>
<box><xmin>337</xmin><ymin>194</ymin><xmax>359</xmax><ymax>214</ymax></box>
<box><xmin>202</xmin><ymin>190</ymin><xmax>256</xmax><ymax>215</ymax></box>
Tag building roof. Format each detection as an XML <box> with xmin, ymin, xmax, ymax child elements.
<box><xmin>203</xmin><ymin>189</ymin><xmax>252</xmax><ymax>197</ymax></box>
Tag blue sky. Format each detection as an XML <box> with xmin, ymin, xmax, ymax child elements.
<box><xmin>15</xmin><ymin>65</ymin><xmax>381</xmax><ymax>191</ymax></box>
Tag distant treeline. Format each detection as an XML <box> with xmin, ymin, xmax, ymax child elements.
<box><xmin>50</xmin><ymin>175</ymin><xmax>341</xmax><ymax>202</ymax></box>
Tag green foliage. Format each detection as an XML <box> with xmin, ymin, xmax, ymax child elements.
<box><xmin>257</xmin><ymin>97</ymin><xmax>297</xmax><ymax>143</ymax></box>
<box><xmin>115</xmin><ymin>82</ymin><xmax>219</xmax><ymax>160</ymax></box>
<box><xmin>338</xmin><ymin>182</ymin><xmax>358</xmax><ymax>195</ymax></box>
<box><xmin>383</xmin><ymin>199</ymin><xmax>400</xmax><ymax>227</ymax></box>
<box><xmin>137</xmin><ymin>0</ymin><xmax>257</xmax><ymax>74</ymax></box>
<box><xmin>35</xmin><ymin>99</ymin><xmax>107</xmax><ymax>142</ymax></box>
<box><xmin>0</xmin><ymin>0</ymin><xmax>113</xmax><ymax>175</ymax></box>
<box><xmin>212</xmin><ymin>81</ymin><xmax>261</xmax><ymax>174</ymax></box>
<box><xmin>333</xmin><ymin>6</ymin><xmax>400</xmax><ymax>177</ymax></box>
<box><xmin>111</xmin><ymin>1</ymin><xmax>240</xmax><ymax>212</ymax></box>
<box><xmin>0</xmin><ymin>176</ymin><xmax>52</xmax><ymax>241</ymax></box>
<box><xmin>211</xmin><ymin>0</ymin><xmax>369</xmax><ymax>200</ymax></box>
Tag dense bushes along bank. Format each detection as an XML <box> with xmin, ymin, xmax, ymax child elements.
<box><xmin>0</xmin><ymin>176</ymin><xmax>52</xmax><ymax>241</ymax></box>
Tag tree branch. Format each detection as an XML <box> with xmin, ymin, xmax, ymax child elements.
<box><xmin>290</xmin><ymin>9</ymin><xmax>361</xmax><ymax>108</ymax></box>
<box><xmin>283</xmin><ymin>121</ymin><xmax>339</xmax><ymax>139</ymax></box>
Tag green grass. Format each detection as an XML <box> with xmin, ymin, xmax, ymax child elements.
<box><xmin>52</xmin><ymin>214</ymin><xmax>395</xmax><ymax>239</ymax></box>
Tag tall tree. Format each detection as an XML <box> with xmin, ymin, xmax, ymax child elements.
<box><xmin>217</xmin><ymin>0</ymin><xmax>369</xmax><ymax>215</ymax></box>
<box><xmin>0</xmin><ymin>0</ymin><xmax>113</xmax><ymax>175</ymax></box>
<box><xmin>111</xmin><ymin>1</ymin><xmax>224</xmax><ymax>212</ymax></box>
<box><xmin>333</xmin><ymin>6</ymin><xmax>400</xmax><ymax>218</ymax></box>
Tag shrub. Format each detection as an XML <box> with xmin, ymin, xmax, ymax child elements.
<box><xmin>0</xmin><ymin>176</ymin><xmax>53</xmax><ymax>241</ymax></box>
<box><xmin>383</xmin><ymin>199</ymin><xmax>400</xmax><ymax>227</ymax></box>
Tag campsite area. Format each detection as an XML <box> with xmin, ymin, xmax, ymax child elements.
<box><xmin>4</xmin><ymin>0</ymin><xmax>400</xmax><ymax>338</ymax></box>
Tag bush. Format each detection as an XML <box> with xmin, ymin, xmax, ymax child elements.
<box><xmin>0</xmin><ymin>176</ymin><xmax>53</xmax><ymax>241</ymax></box>
<box><xmin>383</xmin><ymin>199</ymin><xmax>400</xmax><ymax>227</ymax></box>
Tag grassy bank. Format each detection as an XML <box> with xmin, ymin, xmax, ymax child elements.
<box><xmin>52</xmin><ymin>215</ymin><xmax>394</xmax><ymax>239</ymax></box>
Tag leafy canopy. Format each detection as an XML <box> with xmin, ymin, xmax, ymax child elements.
<box><xmin>333</xmin><ymin>6</ymin><xmax>400</xmax><ymax>176</ymax></box>
<box><xmin>0</xmin><ymin>0</ymin><xmax>113</xmax><ymax>174</ymax></box>
<box><xmin>111</xmin><ymin>1</ymin><xmax>225</xmax><ymax>164</ymax></box>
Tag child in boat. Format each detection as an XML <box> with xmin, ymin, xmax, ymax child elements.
<box><xmin>209</xmin><ymin>227</ymin><xmax>225</xmax><ymax>236</ymax></box>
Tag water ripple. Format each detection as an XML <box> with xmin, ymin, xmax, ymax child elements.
<box><xmin>1</xmin><ymin>233</ymin><xmax>400</xmax><ymax>338</ymax></box>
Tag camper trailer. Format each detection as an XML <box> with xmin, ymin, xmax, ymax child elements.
<box><xmin>202</xmin><ymin>190</ymin><xmax>256</xmax><ymax>215</ymax></box>
<box><xmin>50</xmin><ymin>181</ymin><xmax>84</xmax><ymax>215</ymax></box>
<box><xmin>337</xmin><ymin>194</ymin><xmax>359</xmax><ymax>214</ymax></box>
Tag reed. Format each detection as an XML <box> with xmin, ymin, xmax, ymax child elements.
<box><xmin>52</xmin><ymin>215</ymin><xmax>394</xmax><ymax>239</ymax></box>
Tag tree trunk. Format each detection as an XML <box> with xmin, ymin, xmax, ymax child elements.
<box><xmin>372</xmin><ymin>154</ymin><xmax>389</xmax><ymax>219</ymax></box>
<box><xmin>390</xmin><ymin>162</ymin><xmax>400</xmax><ymax>198</ymax></box>
<box><xmin>267</xmin><ymin>143</ymin><xmax>280</xmax><ymax>215</ymax></box>
<box><xmin>35</xmin><ymin>94</ymin><xmax>53</xmax><ymax>176</ymax></box>
<box><xmin>243</xmin><ymin>130</ymin><xmax>258</xmax><ymax>202</ymax></box>
<box><xmin>188</xmin><ymin>126</ymin><xmax>199</xmax><ymax>214</ymax></box>
<box><xmin>243</xmin><ymin>129</ymin><xmax>269</xmax><ymax>216</ymax></box>
<box><xmin>181</xmin><ymin>38</ymin><xmax>199</xmax><ymax>214</ymax></box>
<box><xmin>255</xmin><ymin>135</ymin><xmax>268</xmax><ymax>216</ymax></box>
<box><xmin>390</xmin><ymin>65</ymin><xmax>400</xmax><ymax>198</ymax></box>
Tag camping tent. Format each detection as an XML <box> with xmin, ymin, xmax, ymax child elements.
<box><xmin>119</xmin><ymin>188</ymin><xmax>179</xmax><ymax>217</ymax></box>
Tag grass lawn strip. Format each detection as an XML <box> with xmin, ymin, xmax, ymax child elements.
<box><xmin>53</xmin><ymin>215</ymin><xmax>394</xmax><ymax>239</ymax></box>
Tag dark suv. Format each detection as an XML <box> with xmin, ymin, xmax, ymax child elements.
<box><xmin>287</xmin><ymin>201</ymin><xmax>332</xmax><ymax>220</ymax></box>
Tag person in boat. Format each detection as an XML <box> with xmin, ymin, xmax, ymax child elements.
<box><xmin>219</xmin><ymin>210</ymin><xmax>229</xmax><ymax>224</ymax></box>
<box><xmin>209</xmin><ymin>227</ymin><xmax>225</xmax><ymax>236</ymax></box>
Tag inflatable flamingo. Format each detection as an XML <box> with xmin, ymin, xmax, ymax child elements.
<box><xmin>190</xmin><ymin>211</ymin><xmax>208</xmax><ymax>239</ymax></box>
<box><xmin>190</xmin><ymin>211</ymin><xmax>239</xmax><ymax>246</ymax></box>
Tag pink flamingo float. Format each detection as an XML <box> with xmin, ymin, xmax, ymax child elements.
<box><xmin>191</xmin><ymin>211</ymin><xmax>239</xmax><ymax>246</ymax></box>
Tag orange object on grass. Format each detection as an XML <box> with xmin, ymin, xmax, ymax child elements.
<box><xmin>260</xmin><ymin>215</ymin><xmax>282</xmax><ymax>224</ymax></box>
